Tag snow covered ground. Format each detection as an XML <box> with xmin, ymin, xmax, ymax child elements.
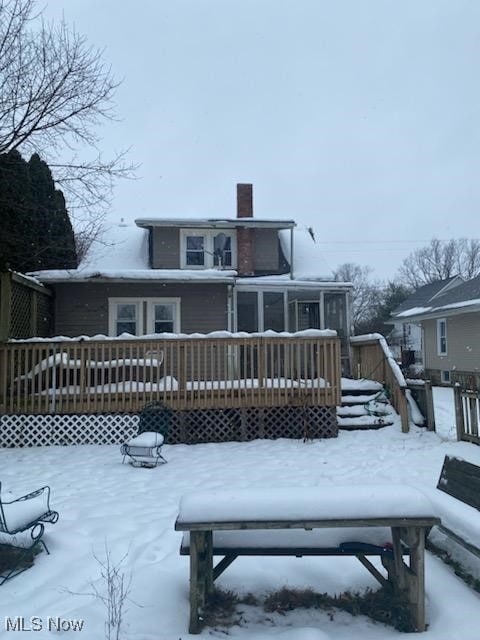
<box><xmin>1</xmin><ymin>416</ymin><xmax>480</xmax><ymax>639</ymax></box>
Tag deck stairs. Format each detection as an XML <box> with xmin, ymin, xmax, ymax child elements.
<box><xmin>337</xmin><ymin>377</ymin><xmax>397</xmax><ymax>430</ymax></box>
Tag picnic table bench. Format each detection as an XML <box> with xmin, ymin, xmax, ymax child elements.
<box><xmin>175</xmin><ymin>485</ymin><xmax>440</xmax><ymax>633</ymax></box>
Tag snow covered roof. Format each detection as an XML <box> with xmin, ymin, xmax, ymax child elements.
<box><xmin>393</xmin><ymin>275</ymin><xmax>480</xmax><ymax>321</ymax></box>
<box><xmin>279</xmin><ymin>228</ymin><xmax>334</xmax><ymax>280</ymax></box>
<box><xmin>391</xmin><ymin>276</ymin><xmax>463</xmax><ymax>317</ymax></box>
<box><xmin>30</xmin><ymin>219</ymin><xmax>338</xmax><ymax>285</ymax></box>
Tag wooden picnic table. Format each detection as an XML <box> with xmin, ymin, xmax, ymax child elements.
<box><xmin>175</xmin><ymin>485</ymin><xmax>440</xmax><ymax>634</ymax></box>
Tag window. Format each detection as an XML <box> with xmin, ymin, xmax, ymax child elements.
<box><xmin>185</xmin><ymin>235</ymin><xmax>205</xmax><ymax>266</ymax></box>
<box><xmin>109</xmin><ymin>300</ymin><xmax>142</xmax><ymax>336</ymax></box>
<box><xmin>180</xmin><ymin>229</ymin><xmax>236</xmax><ymax>269</ymax></box>
<box><xmin>151</xmin><ymin>302</ymin><xmax>176</xmax><ymax>333</ymax></box>
<box><xmin>441</xmin><ymin>370</ymin><xmax>451</xmax><ymax>384</ymax></box>
<box><xmin>437</xmin><ymin>318</ymin><xmax>447</xmax><ymax>355</ymax></box>
<box><xmin>109</xmin><ymin>298</ymin><xmax>180</xmax><ymax>336</ymax></box>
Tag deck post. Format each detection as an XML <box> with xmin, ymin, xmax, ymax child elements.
<box><xmin>424</xmin><ymin>380</ymin><xmax>436</xmax><ymax>431</ymax></box>
<box><xmin>454</xmin><ymin>385</ymin><xmax>465</xmax><ymax>442</ymax></box>
<box><xmin>0</xmin><ymin>272</ymin><xmax>12</xmax><ymax>342</ymax></box>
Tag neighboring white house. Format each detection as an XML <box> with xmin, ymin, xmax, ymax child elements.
<box><xmin>391</xmin><ymin>275</ymin><xmax>480</xmax><ymax>389</ymax></box>
<box><xmin>389</xmin><ymin>276</ymin><xmax>464</xmax><ymax>365</ymax></box>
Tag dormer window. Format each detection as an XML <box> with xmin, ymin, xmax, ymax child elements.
<box><xmin>185</xmin><ymin>235</ymin><xmax>205</xmax><ymax>266</ymax></box>
<box><xmin>180</xmin><ymin>229</ymin><xmax>236</xmax><ymax>269</ymax></box>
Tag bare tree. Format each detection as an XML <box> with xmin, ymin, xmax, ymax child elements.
<box><xmin>0</xmin><ymin>0</ymin><xmax>135</xmax><ymax>252</ymax></box>
<box><xmin>334</xmin><ymin>262</ymin><xmax>383</xmax><ymax>331</ymax></box>
<box><xmin>398</xmin><ymin>238</ymin><xmax>480</xmax><ymax>288</ymax></box>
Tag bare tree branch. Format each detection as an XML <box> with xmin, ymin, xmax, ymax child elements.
<box><xmin>0</xmin><ymin>0</ymin><xmax>137</xmax><ymax>254</ymax></box>
<box><xmin>398</xmin><ymin>238</ymin><xmax>480</xmax><ymax>287</ymax></box>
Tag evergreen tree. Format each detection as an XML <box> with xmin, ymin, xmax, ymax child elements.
<box><xmin>0</xmin><ymin>150</ymin><xmax>77</xmax><ymax>271</ymax></box>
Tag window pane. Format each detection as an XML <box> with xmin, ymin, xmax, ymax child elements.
<box><xmin>155</xmin><ymin>320</ymin><xmax>174</xmax><ymax>333</ymax></box>
<box><xmin>117</xmin><ymin>304</ymin><xmax>136</xmax><ymax>321</ymax></box>
<box><xmin>187</xmin><ymin>236</ymin><xmax>204</xmax><ymax>250</ymax></box>
<box><xmin>213</xmin><ymin>234</ymin><xmax>233</xmax><ymax>266</ymax></box>
<box><xmin>116</xmin><ymin>321</ymin><xmax>136</xmax><ymax>335</ymax></box>
<box><xmin>115</xmin><ymin>303</ymin><xmax>137</xmax><ymax>335</ymax></box>
<box><xmin>155</xmin><ymin>304</ymin><xmax>173</xmax><ymax>321</ymax></box>
<box><xmin>186</xmin><ymin>235</ymin><xmax>205</xmax><ymax>266</ymax></box>
<box><xmin>263</xmin><ymin>292</ymin><xmax>285</xmax><ymax>332</ymax></box>
<box><xmin>237</xmin><ymin>292</ymin><xmax>258</xmax><ymax>332</ymax></box>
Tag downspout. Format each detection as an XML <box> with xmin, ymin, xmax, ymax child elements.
<box><xmin>290</xmin><ymin>228</ymin><xmax>294</xmax><ymax>280</ymax></box>
<box><xmin>227</xmin><ymin>283</ymin><xmax>234</xmax><ymax>332</ymax></box>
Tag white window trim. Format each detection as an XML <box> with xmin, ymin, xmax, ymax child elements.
<box><xmin>436</xmin><ymin>318</ymin><xmax>448</xmax><ymax>356</ymax></box>
<box><xmin>146</xmin><ymin>297</ymin><xmax>181</xmax><ymax>334</ymax></box>
<box><xmin>108</xmin><ymin>297</ymin><xmax>181</xmax><ymax>336</ymax></box>
<box><xmin>180</xmin><ymin>229</ymin><xmax>237</xmax><ymax>269</ymax></box>
<box><xmin>441</xmin><ymin>370</ymin><xmax>451</xmax><ymax>384</ymax></box>
<box><xmin>108</xmin><ymin>298</ymin><xmax>143</xmax><ymax>336</ymax></box>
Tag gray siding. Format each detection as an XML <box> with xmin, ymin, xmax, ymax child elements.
<box><xmin>53</xmin><ymin>282</ymin><xmax>228</xmax><ymax>336</ymax></box>
<box><xmin>151</xmin><ymin>228</ymin><xmax>180</xmax><ymax>268</ymax></box>
<box><xmin>423</xmin><ymin>313</ymin><xmax>480</xmax><ymax>373</ymax></box>
<box><xmin>253</xmin><ymin>229</ymin><xmax>281</xmax><ymax>274</ymax></box>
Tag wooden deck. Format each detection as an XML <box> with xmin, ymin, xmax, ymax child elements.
<box><xmin>0</xmin><ymin>334</ymin><xmax>341</xmax><ymax>414</ymax></box>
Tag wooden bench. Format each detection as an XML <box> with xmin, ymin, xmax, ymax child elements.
<box><xmin>0</xmin><ymin>483</ymin><xmax>59</xmax><ymax>584</ymax></box>
<box><xmin>432</xmin><ymin>455</ymin><xmax>480</xmax><ymax>559</ymax></box>
<box><xmin>175</xmin><ymin>485</ymin><xmax>440</xmax><ymax>634</ymax></box>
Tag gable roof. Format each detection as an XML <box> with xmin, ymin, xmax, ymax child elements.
<box><xmin>392</xmin><ymin>276</ymin><xmax>463</xmax><ymax>317</ymax></box>
<box><xmin>393</xmin><ymin>275</ymin><xmax>480</xmax><ymax>321</ymax></box>
<box><xmin>29</xmin><ymin>219</ymin><xmax>336</xmax><ymax>284</ymax></box>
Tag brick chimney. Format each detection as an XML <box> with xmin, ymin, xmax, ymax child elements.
<box><xmin>236</xmin><ymin>184</ymin><xmax>254</xmax><ymax>276</ymax></box>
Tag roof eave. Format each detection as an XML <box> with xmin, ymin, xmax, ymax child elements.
<box><xmin>135</xmin><ymin>218</ymin><xmax>296</xmax><ymax>230</ymax></box>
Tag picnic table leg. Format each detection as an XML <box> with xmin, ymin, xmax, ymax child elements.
<box><xmin>404</xmin><ymin>526</ymin><xmax>426</xmax><ymax>632</ymax></box>
<box><xmin>188</xmin><ymin>530</ymin><xmax>213</xmax><ymax>634</ymax></box>
<box><xmin>382</xmin><ymin>527</ymin><xmax>408</xmax><ymax>593</ymax></box>
<box><xmin>386</xmin><ymin>526</ymin><xmax>426</xmax><ymax>632</ymax></box>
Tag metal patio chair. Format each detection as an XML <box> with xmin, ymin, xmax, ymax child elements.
<box><xmin>121</xmin><ymin>401</ymin><xmax>173</xmax><ymax>468</ymax></box>
<box><xmin>0</xmin><ymin>483</ymin><xmax>59</xmax><ymax>585</ymax></box>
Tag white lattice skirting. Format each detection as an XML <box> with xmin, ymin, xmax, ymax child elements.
<box><xmin>0</xmin><ymin>407</ymin><xmax>337</xmax><ymax>447</ymax></box>
<box><xmin>0</xmin><ymin>414</ymin><xmax>139</xmax><ymax>447</ymax></box>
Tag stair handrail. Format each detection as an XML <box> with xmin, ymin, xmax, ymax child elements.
<box><xmin>350</xmin><ymin>333</ymin><xmax>409</xmax><ymax>433</ymax></box>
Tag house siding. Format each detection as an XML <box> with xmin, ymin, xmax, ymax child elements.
<box><xmin>151</xmin><ymin>228</ymin><xmax>180</xmax><ymax>268</ymax></box>
<box><xmin>423</xmin><ymin>313</ymin><xmax>480</xmax><ymax>374</ymax></box>
<box><xmin>53</xmin><ymin>282</ymin><xmax>229</xmax><ymax>336</ymax></box>
<box><xmin>253</xmin><ymin>229</ymin><xmax>282</xmax><ymax>274</ymax></box>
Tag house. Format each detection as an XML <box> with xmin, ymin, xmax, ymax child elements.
<box><xmin>30</xmin><ymin>184</ymin><xmax>353</xmax><ymax>369</ymax></box>
<box><xmin>389</xmin><ymin>276</ymin><xmax>463</xmax><ymax>365</ymax></box>
<box><xmin>391</xmin><ymin>275</ymin><xmax>480</xmax><ymax>388</ymax></box>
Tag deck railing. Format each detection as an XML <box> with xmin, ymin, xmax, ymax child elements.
<box><xmin>0</xmin><ymin>333</ymin><xmax>341</xmax><ymax>414</ymax></box>
<box><xmin>454</xmin><ymin>386</ymin><xmax>480</xmax><ymax>445</ymax></box>
<box><xmin>350</xmin><ymin>334</ymin><xmax>409</xmax><ymax>433</ymax></box>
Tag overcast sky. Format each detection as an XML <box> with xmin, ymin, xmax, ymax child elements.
<box><xmin>44</xmin><ymin>0</ymin><xmax>480</xmax><ymax>279</ymax></box>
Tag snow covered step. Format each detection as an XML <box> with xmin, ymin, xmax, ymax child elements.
<box><xmin>336</xmin><ymin>403</ymin><xmax>394</xmax><ymax>418</ymax></box>
<box><xmin>341</xmin><ymin>377</ymin><xmax>383</xmax><ymax>393</ymax></box>
<box><xmin>337</xmin><ymin>415</ymin><xmax>396</xmax><ymax>430</ymax></box>
<box><xmin>341</xmin><ymin>393</ymin><xmax>388</xmax><ymax>405</ymax></box>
